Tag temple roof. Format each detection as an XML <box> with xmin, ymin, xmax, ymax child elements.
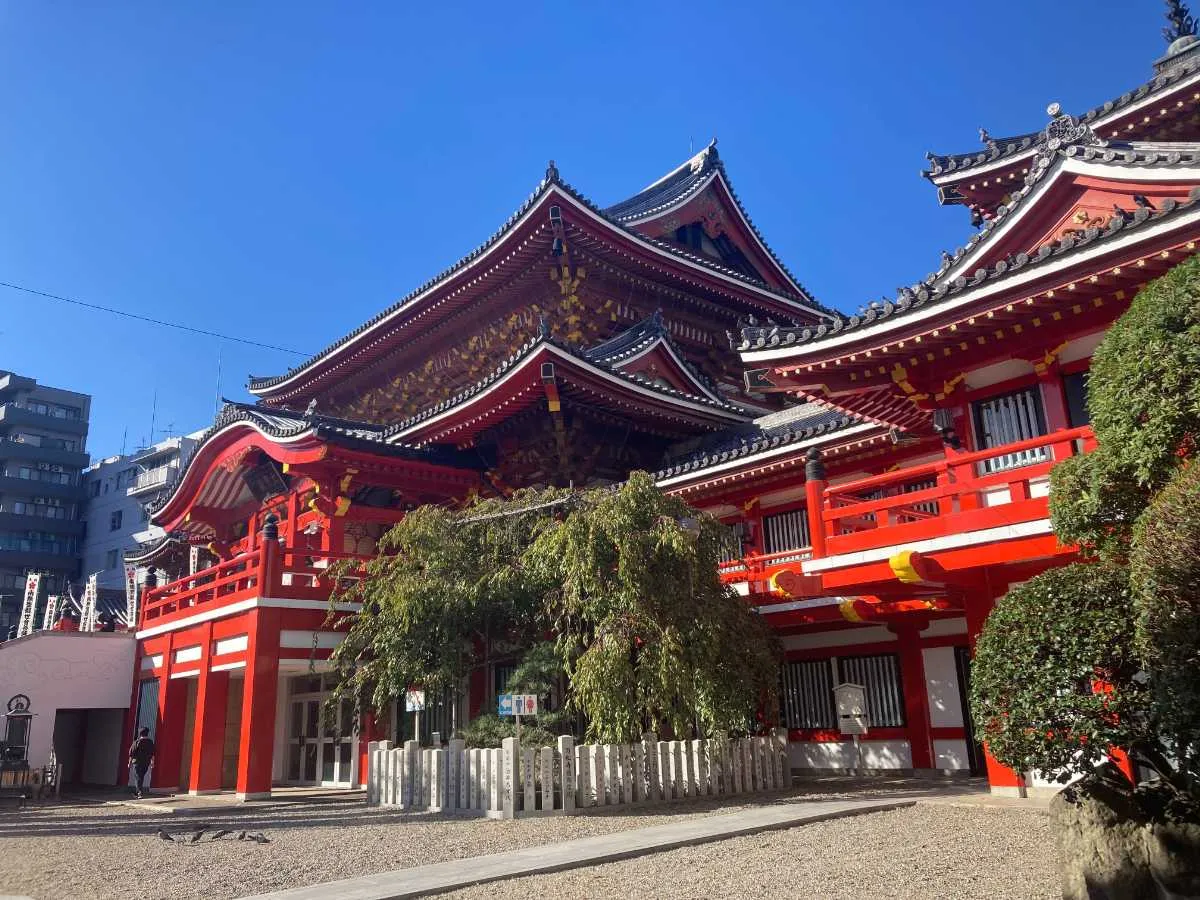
<box><xmin>737</xmin><ymin>139</ymin><xmax>1200</xmax><ymax>357</ymax></box>
<box><xmin>603</xmin><ymin>141</ymin><xmax>813</xmax><ymax>299</ymax></box>
<box><xmin>655</xmin><ymin>401</ymin><xmax>868</xmax><ymax>483</ymax></box>
<box><xmin>383</xmin><ymin>327</ymin><xmax>750</xmax><ymax>446</ymax></box>
<box><xmin>924</xmin><ymin>45</ymin><xmax>1200</xmax><ymax>190</ymax></box>
<box><xmin>248</xmin><ymin>158</ymin><xmax>837</xmax><ymax>403</ymax></box>
<box><xmin>148</xmin><ymin>401</ymin><xmax>479</xmax><ymax>519</ymax></box>
<box><xmin>581</xmin><ymin>311</ymin><xmax>725</xmax><ymax>401</ymax></box>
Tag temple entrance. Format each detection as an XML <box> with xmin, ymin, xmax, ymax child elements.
<box><xmin>284</xmin><ymin>677</ymin><xmax>356</xmax><ymax>787</ymax></box>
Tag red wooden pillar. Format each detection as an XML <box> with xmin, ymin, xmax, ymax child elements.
<box><xmin>236</xmin><ymin>606</ymin><xmax>281</xmax><ymax>799</ymax></box>
<box><xmin>803</xmin><ymin>448</ymin><xmax>827</xmax><ymax>558</ymax></box>
<box><xmin>189</xmin><ymin>622</ymin><xmax>231</xmax><ymax>793</ymax></box>
<box><xmin>153</xmin><ymin>669</ymin><xmax>189</xmax><ymax>789</ymax></box>
<box><xmin>891</xmin><ymin>622</ymin><xmax>933</xmax><ymax>771</ymax></box>
<box><xmin>358</xmin><ymin>711</ymin><xmax>381</xmax><ymax>788</ymax></box>
<box><xmin>964</xmin><ymin>583</ymin><xmax>1027</xmax><ymax>795</ymax></box>
<box><xmin>1038</xmin><ymin>365</ymin><xmax>1070</xmax><ymax>432</ymax></box>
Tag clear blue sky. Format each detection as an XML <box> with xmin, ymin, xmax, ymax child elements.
<box><xmin>0</xmin><ymin>1</ymin><xmax>1165</xmax><ymax>460</ymax></box>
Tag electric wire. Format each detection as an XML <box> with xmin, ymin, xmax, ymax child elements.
<box><xmin>0</xmin><ymin>280</ymin><xmax>312</xmax><ymax>356</ymax></box>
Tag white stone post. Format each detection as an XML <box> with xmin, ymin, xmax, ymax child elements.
<box><xmin>732</xmin><ymin>740</ymin><xmax>744</xmax><ymax>793</ymax></box>
<box><xmin>742</xmin><ymin>739</ymin><xmax>754</xmax><ymax>791</ymax></box>
<box><xmin>619</xmin><ymin>744</ymin><xmax>633</xmax><ymax>805</ymax></box>
<box><xmin>430</xmin><ymin>749</ymin><xmax>446</xmax><ymax>812</ymax></box>
<box><xmin>366</xmin><ymin>741</ymin><xmax>380</xmax><ymax>805</ymax></box>
<box><xmin>457</xmin><ymin>743</ymin><xmax>470</xmax><ymax>810</ymax></box>
<box><xmin>772</xmin><ymin>727</ymin><xmax>788</xmax><ymax>791</ymax></box>
<box><xmin>604</xmin><ymin>744</ymin><xmax>618</xmax><ymax>805</ymax></box>
<box><xmin>633</xmin><ymin>738</ymin><xmax>647</xmax><ymax>802</ymax></box>
<box><xmin>692</xmin><ymin>739</ymin><xmax>707</xmax><ymax>797</ymax></box>
<box><xmin>500</xmin><ymin>737</ymin><xmax>518</xmax><ymax>819</ymax></box>
<box><xmin>447</xmin><ymin>739</ymin><xmax>464</xmax><ymax>811</ymax></box>
<box><xmin>539</xmin><ymin>747</ymin><xmax>554</xmax><ymax>812</ymax></box>
<box><xmin>590</xmin><ymin>745</ymin><xmax>606</xmax><ymax>807</ymax></box>
<box><xmin>468</xmin><ymin>748</ymin><xmax>479</xmax><ymax>811</ymax></box>
<box><xmin>558</xmin><ymin>736</ymin><xmax>575</xmax><ymax>814</ymax></box>
<box><xmin>403</xmin><ymin>740</ymin><xmax>418</xmax><ymax>808</ymax></box>
<box><xmin>575</xmin><ymin>745</ymin><xmax>591</xmax><ymax>807</ymax></box>
<box><xmin>755</xmin><ymin>737</ymin><xmax>767</xmax><ymax>792</ymax></box>
<box><xmin>642</xmin><ymin>734</ymin><xmax>659</xmax><ymax>802</ymax></box>
<box><xmin>658</xmin><ymin>742</ymin><xmax>672</xmax><ymax>800</ymax></box>
<box><xmin>490</xmin><ymin>748</ymin><xmax>502</xmax><ymax>812</ymax></box>
<box><xmin>670</xmin><ymin>741</ymin><xmax>685</xmax><ymax>800</ymax></box>
<box><xmin>522</xmin><ymin>746</ymin><xmax>536</xmax><ymax>814</ymax></box>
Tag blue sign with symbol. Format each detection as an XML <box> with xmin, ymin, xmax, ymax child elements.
<box><xmin>498</xmin><ymin>694</ymin><xmax>514</xmax><ymax>717</ymax></box>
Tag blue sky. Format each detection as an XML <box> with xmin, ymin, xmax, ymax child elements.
<box><xmin>0</xmin><ymin>1</ymin><xmax>1166</xmax><ymax>460</ymax></box>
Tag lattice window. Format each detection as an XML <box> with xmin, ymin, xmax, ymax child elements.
<box><xmin>762</xmin><ymin>508</ymin><xmax>811</xmax><ymax>554</ymax></box>
<box><xmin>973</xmin><ymin>387</ymin><xmax>1048</xmax><ymax>473</ymax></box>
<box><xmin>838</xmin><ymin>654</ymin><xmax>906</xmax><ymax>728</ymax></box>
<box><xmin>781</xmin><ymin>660</ymin><xmax>836</xmax><ymax>729</ymax></box>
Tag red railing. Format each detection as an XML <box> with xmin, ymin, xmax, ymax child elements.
<box><xmin>718</xmin><ymin>426</ymin><xmax>1095</xmax><ymax>590</ymax></box>
<box><xmin>821</xmin><ymin>426</ymin><xmax>1094</xmax><ymax>556</ymax></box>
<box><xmin>138</xmin><ymin>544</ymin><xmax>374</xmax><ymax>628</ymax></box>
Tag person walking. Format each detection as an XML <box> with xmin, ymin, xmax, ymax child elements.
<box><xmin>128</xmin><ymin>727</ymin><xmax>155</xmax><ymax>799</ymax></box>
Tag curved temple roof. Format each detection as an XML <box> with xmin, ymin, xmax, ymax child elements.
<box><xmin>248</xmin><ymin>155</ymin><xmax>838</xmax><ymax>401</ymax></box>
<box><xmin>738</xmin><ymin>136</ymin><xmax>1200</xmax><ymax>356</ymax></box>
<box><xmin>924</xmin><ymin>45</ymin><xmax>1200</xmax><ymax>186</ymax></box>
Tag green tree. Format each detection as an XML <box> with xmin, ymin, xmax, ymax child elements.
<box><xmin>325</xmin><ymin>473</ymin><xmax>780</xmax><ymax>745</ymax></box>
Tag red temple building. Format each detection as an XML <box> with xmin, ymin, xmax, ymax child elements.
<box><xmin>125</xmin><ymin>24</ymin><xmax>1200</xmax><ymax>799</ymax></box>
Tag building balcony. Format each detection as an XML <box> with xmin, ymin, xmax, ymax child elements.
<box><xmin>138</xmin><ymin>545</ymin><xmax>370</xmax><ymax>632</ymax></box>
<box><xmin>0</xmin><ymin>475</ymin><xmax>87</xmax><ymax>502</ymax></box>
<box><xmin>0</xmin><ymin>440</ymin><xmax>89</xmax><ymax>470</ymax></box>
<box><xmin>127</xmin><ymin>464</ymin><xmax>178</xmax><ymax>496</ymax></box>
<box><xmin>720</xmin><ymin>425</ymin><xmax>1095</xmax><ymax>599</ymax></box>
<box><xmin>0</xmin><ymin>404</ymin><xmax>88</xmax><ymax>436</ymax></box>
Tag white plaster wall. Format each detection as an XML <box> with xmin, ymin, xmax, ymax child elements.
<box><xmin>781</xmin><ymin>625</ymin><xmax>896</xmax><ymax>651</ymax></box>
<box><xmin>921</xmin><ymin>618</ymin><xmax>967</xmax><ymax>638</ymax></box>
<box><xmin>923</xmin><ymin>646</ymin><xmax>964</xmax><ymax>729</ymax></box>
<box><xmin>0</xmin><ymin>632</ymin><xmax>136</xmax><ymax>770</ymax></box>
<box><xmin>934</xmin><ymin>739</ymin><xmax>971</xmax><ymax>771</ymax></box>
<box><xmin>789</xmin><ymin>740</ymin><xmax>912</xmax><ymax>770</ymax></box>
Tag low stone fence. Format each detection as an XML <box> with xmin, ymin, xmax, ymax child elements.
<box><xmin>366</xmin><ymin>730</ymin><xmax>789</xmax><ymax>819</ymax></box>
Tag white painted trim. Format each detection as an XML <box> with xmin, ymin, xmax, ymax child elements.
<box><xmin>135</xmin><ymin>596</ymin><xmax>363</xmax><ymax>640</ymax></box>
<box><xmin>389</xmin><ymin>342</ymin><xmax>746</xmax><ymax>443</ymax></box>
<box><xmin>279</xmin><ymin>630</ymin><xmax>344</xmax><ymax>650</ymax></box>
<box><xmin>801</xmin><ymin>518</ymin><xmax>1053</xmax><ymax>574</ymax></box>
<box><xmin>136</xmin><ymin>597</ymin><xmax>260</xmax><ymax>640</ymax></box>
<box><xmin>213</xmin><ymin>634</ymin><xmax>249</xmax><ymax>656</ymax></box>
<box><xmin>210</xmin><ymin>660</ymin><xmax>247</xmax><ymax>673</ymax></box>
<box><xmin>140</xmin><ymin>654</ymin><xmax>164</xmax><ymax>671</ymax></box>
<box><xmin>921</xmin><ymin>617</ymin><xmax>967</xmax><ymax>637</ymax></box>
<box><xmin>743</xmin><ymin>204</ymin><xmax>1200</xmax><ymax>363</ymax></box>
<box><xmin>781</xmin><ymin>626</ymin><xmax>896</xmax><ymax>650</ymax></box>
<box><xmin>173</xmin><ymin>645</ymin><xmax>202</xmax><ymax>664</ymax></box>
<box><xmin>169</xmin><ymin>669</ymin><xmax>200</xmax><ymax>680</ymax></box>
<box><xmin>754</xmin><ymin>596</ymin><xmax>857</xmax><ymax>615</ymax></box>
<box><xmin>655</xmin><ymin>422</ymin><xmax>878</xmax><ymax>487</ymax></box>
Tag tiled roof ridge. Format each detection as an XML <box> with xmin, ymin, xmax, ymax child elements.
<box><xmin>250</xmin><ymin>158</ymin><xmax>839</xmax><ymax>397</ymax></box>
<box><xmin>145</xmin><ymin>401</ymin><xmax>455</xmax><ymax>517</ymax></box>
<box><xmin>581</xmin><ymin>311</ymin><xmax>724</xmax><ymax>398</ymax></box>
<box><xmin>382</xmin><ymin>330</ymin><xmax>750</xmax><ymax>440</ymax></box>
<box><xmin>603</xmin><ymin>142</ymin><xmax>827</xmax><ymax>315</ymax></box>
<box><xmin>924</xmin><ymin>58</ymin><xmax>1200</xmax><ymax>179</ymax></box>
<box><xmin>736</xmin><ymin>140</ymin><xmax>1200</xmax><ymax>354</ymax></box>
<box><xmin>653</xmin><ymin>405</ymin><xmax>865</xmax><ymax>481</ymax></box>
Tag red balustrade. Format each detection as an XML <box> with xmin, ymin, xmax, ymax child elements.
<box><xmin>138</xmin><ymin>544</ymin><xmax>374</xmax><ymax>629</ymax></box>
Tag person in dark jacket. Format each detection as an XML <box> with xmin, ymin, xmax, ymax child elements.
<box><xmin>128</xmin><ymin>727</ymin><xmax>155</xmax><ymax>799</ymax></box>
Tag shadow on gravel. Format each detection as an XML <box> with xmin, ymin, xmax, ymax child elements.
<box><xmin>0</xmin><ymin>777</ymin><xmax>985</xmax><ymax>840</ymax></box>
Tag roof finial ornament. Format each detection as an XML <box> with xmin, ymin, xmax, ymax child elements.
<box><xmin>545</xmin><ymin>160</ymin><xmax>559</xmax><ymax>182</ymax></box>
<box><xmin>1164</xmin><ymin>0</ymin><xmax>1197</xmax><ymax>44</ymax></box>
<box><xmin>304</xmin><ymin>398</ymin><xmax>318</xmax><ymax>420</ymax></box>
<box><xmin>978</xmin><ymin>127</ymin><xmax>996</xmax><ymax>149</ymax></box>
<box><xmin>538</xmin><ymin>315</ymin><xmax>551</xmax><ymax>339</ymax></box>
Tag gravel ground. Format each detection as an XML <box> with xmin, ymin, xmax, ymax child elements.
<box><xmin>444</xmin><ymin>804</ymin><xmax>1059</xmax><ymax>900</ymax></box>
<box><xmin>0</xmin><ymin>781</ymin><xmax>1052</xmax><ymax>900</ymax></box>
<box><xmin>0</xmin><ymin>787</ymin><xmax>859</xmax><ymax>900</ymax></box>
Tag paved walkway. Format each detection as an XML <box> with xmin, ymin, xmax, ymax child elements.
<box><xmin>239</xmin><ymin>797</ymin><xmax>914</xmax><ymax>900</ymax></box>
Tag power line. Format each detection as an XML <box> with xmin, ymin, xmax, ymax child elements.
<box><xmin>0</xmin><ymin>280</ymin><xmax>313</xmax><ymax>356</ymax></box>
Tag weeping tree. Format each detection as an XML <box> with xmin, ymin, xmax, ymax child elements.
<box><xmin>324</xmin><ymin>471</ymin><xmax>780</xmax><ymax>744</ymax></box>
